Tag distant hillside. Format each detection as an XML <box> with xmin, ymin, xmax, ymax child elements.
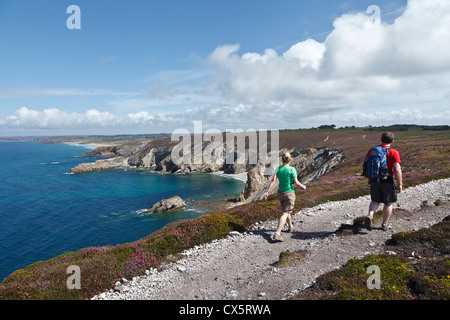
<box><xmin>0</xmin><ymin>133</ymin><xmax>171</xmax><ymax>145</ymax></box>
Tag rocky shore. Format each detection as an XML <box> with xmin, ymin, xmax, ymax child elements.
<box><xmin>140</xmin><ymin>196</ymin><xmax>187</xmax><ymax>214</ymax></box>
<box><xmin>68</xmin><ymin>138</ymin><xmax>345</xmax><ymax>203</ymax></box>
<box><xmin>92</xmin><ymin>178</ymin><xmax>450</xmax><ymax>300</ymax></box>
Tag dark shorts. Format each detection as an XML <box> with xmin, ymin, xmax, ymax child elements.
<box><xmin>278</xmin><ymin>191</ymin><xmax>295</xmax><ymax>213</ymax></box>
<box><xmin>370</xmin><ymin>180</ymin><xmax>397</xmax><ymax>205</ymax></box>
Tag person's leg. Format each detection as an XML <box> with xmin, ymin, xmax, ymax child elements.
<box><xmin>368</xmin><ymin>201</ymin><xmax>379</xmax><ymax>218</ymax></box>
<box><xmin>382</xmin><ymin>204</ymin><xmax>393</xmax><ymax>227</ymax></box>
<box><xmin>272</xmin><ymin>212</ymin><xmax>289</xmax><ymax>241</ymax></box>
<box><xmin>276</xmin><ymin>191</ymin><xmax>295</xmax><ymax>232</ymax></box>
<box><xmin>286</xmin><ymin>212</ymin><xmax>293</xmax><ymax>229</ymax></box>
<box><xmin>380</xmin><ymin>180</ymin><xmax>396</xmax><ymax>230</ymax></box>
<box><xmin>366</xmin><ymin>181</ymin><xmax>382</xmax><ymax>230</ymax></box>
<box><xmin>368</xmin><ymin>182</ymin><xmax>382</xmax><ymax>219</ymax></box>
<box><xmin>365</xmin><ymin>201</ymin><xmax>379</xmax><ymax>230</ymax></box>
<box><xmin>273</xmin><ymin>191</ymin><xmax>295</xmax><ymax>240</ymax></box>
<box><xmin>285</xmin><ymin>192</ymin><xmax>295</xmax><ymax>231</ymax></box>
<box><xmin>276</xmin><ymin>212</ymin><xmax>289</xmax><ymax>234</ymax></box>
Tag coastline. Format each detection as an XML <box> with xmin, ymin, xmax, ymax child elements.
<box><xmin>0</xmin><ymin>141</ymin><xmax>246</xmax><ymax>282</ymax></box>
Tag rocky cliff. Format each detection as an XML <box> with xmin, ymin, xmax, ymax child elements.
<box><xmin>242</xmin><ymin>147</ymin><xmax>344</xmax><ymax>203</ymax></box>
<box><xmin>69</xmin><ymin>139</ymin><xmax>344</xmax><ymax>202</ymax></box>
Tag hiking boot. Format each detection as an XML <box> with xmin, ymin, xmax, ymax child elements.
<box><xmin>271</xmin><ymin>233</ymin><xmax>284</xmax><ymax>242</ymax></box>
<box><xmin>287</xmin><ymin>225</ymin><xmax>295</xmax><ymax>233</ymax></box>
<box><xmin>365</xmin><ymin>216</ymin><xmax>373</xmax><ymax>231</ymax></box>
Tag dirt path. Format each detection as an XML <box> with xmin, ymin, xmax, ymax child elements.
<box><xmin>93</xmin><ymin>178</ymin><xmax>450</xmax><ymax>300</ymax></box>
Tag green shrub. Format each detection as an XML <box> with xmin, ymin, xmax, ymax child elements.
<box><xmin>313</xmin><ymin>255</ymin><xmax>415</xmax><ymax>300</ymax></box>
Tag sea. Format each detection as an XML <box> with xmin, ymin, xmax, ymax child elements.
<box><xmin>0</xmin><ymin>141</ymin><xmax>245</xmax><ymax>281</ymax></box>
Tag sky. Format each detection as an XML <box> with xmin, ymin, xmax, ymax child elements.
<box><xmin>0</xmin><ymin>0</ymin><xmax>449</xmax><ymax>136</ymax></box>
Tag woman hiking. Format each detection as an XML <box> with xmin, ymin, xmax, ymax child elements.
<box><xmin>264</xmin><ymin>152</ymin><xmax>306</xmax><ymax>242</ymax></box>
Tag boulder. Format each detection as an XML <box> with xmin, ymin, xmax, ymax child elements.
<box><xmin>141</xmin><ymin>196</ymin><xmax>186</xmax><ymax>214</ymax></box>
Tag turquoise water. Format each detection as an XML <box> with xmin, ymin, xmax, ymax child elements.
<box><xmin>0</xmin><ymin>142</ymin><xmax>244</xmax><ymax>281</ymax></box>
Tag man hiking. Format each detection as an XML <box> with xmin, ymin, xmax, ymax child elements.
<box><xmin>364</xmin><ymin>132</ymin><xmax>403</xmax><ymax>231</ymax></box>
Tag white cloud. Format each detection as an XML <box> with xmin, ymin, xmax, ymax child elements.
<box><xmin>283</xmin><ymin>39</ymin><xmax>326</xmax><ymax>70</ymax></box>
<box><xmin>2</xmin><ymin>101</ymin><xmax>449</xmax><ymax>135</ymax></box>
<box><xmin>4</xmin><ymin>107</ymin><xmax>116</xmax><ymax>129</ymax></box>
<box><xmin>0</xmin><ymin>87</ymin><xmax>141</xmax><ymax>98</ymax></box>
<box><xmin>344</xmin><ymin>109</ymin><xmax>450</xmax><ymax>124</ymax></box>
<box><xmin>321</xmin><ymin>0</ymin><xmax>450</xmax><ymax>78</ymax></box>
<box><xmin>2</xmin><ymin>107</ymin><xmax>155</xmax><ymax>130</ymax></box>
<box><xmin>202</xmin><ymin>0</ymin><xmax>450</xmax><ymax>127</ymax></box>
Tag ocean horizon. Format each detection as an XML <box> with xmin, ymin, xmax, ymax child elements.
<box><xmin>0</xmin><ymin>141</ymin><xmax>244</xmax><ymax>281</ymax></box>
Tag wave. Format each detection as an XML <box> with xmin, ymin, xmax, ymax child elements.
<box><xmin>134</xmin><ymin>209</ymin><xmax>149</xmax><ymax>215</ymax></box>
<box><xmin>185</xmin><ymin>207</ymin><xmax>203</xmax><ymax>214</ymax></box>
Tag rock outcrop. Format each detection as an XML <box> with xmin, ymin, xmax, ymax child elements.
<box><xmin>69</xmin><ymin>156</ymin><xmax>134</xmax><ymax>174</ymax></box>
<box><xmin>242</xmin><ymin>147</ymin><xmax>345</xmax><ymax>203</ymax></box>
<box><xmin>79</xmin><ymin>142</ymin><xmax>142</xmax><ymax>158</ymax></box>
<box><xmin>140</xmin><ymin>196</ymin><xmax>186</xmax><ymax>214</ymax></box>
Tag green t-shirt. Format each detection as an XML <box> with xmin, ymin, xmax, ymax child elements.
<box><xmin>274</xmin><ymin>165</ymin><xmax>297</xmax><ymax>193</ymax></box>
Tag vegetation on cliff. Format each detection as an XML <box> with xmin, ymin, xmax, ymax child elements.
<box><xmin>292</xmin><ymin>214</ymin><xmax>450</xmax><ymax>300</ymax></box>
<box><xmin>0</xmin><ymin>201</ymin><xmax>281</xmax><ymax>300</ymax></box>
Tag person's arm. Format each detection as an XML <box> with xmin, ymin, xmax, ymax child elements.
<box><xmin>393</xmin><ymin>162</ymin><xmax>402</xmax><ymax>193</ymax></box>
<box><xmin>264</xmin><ymin>175</ymin><xmax>278</xmax><ymax>200</ymax></box>
<box><xmin>293</xmin><ymin>177</ymin><xmax>306</xmax><ymax>190</ymax></box>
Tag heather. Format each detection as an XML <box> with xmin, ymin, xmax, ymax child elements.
<box><xmin>0</xmin><ymin>202</ymin><xmax>280</xmax><ymax>300</ymax></box>
<box><xmin>293</xmin><ymin>215</ymin><xmax>450</xmax><ymax>300</ymax></box>
<box><xmin>1</xmin><ymin>126</ymin><xmax>448</xmax><ymax>300</ymax></box>
<box><xmin>283</xmin><ymin>127</ymin><xmax>450</xmax><ymax>209</ymax></box>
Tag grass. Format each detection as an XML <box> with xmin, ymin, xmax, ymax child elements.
<box><xmin>305</xmin><ymin>255</ymin><xmax>416</xmax><ymax>300</ymax></box>
<box><xmin>385</xmin><ymin>216</ymin><xmax>450</xmax><ymax>257</ymax></box>
<box><xmin>274</xmin><ymin>250</ymin><xmax>308</xmax><ymax>268</ymax></box>
<box><xmin>293</xmin><ymin>214</ymin><xmax>450</xmax><ymax>300</ymax></box>
<box><xmin>0</xmin><ymin>127</ymin><xmax>449</xmax><ymax>300</ymax></box>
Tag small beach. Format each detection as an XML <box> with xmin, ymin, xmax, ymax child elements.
<box><xmin>211</xmin><ymin>171</ymin><xmax>248</xmax><ymax>183</ymax></box>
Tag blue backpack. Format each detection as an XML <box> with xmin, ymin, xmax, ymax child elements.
<box><xmin>363</xmin><ymin>146</ymin><xmax>390</xmax><ymax>182</ymax></box>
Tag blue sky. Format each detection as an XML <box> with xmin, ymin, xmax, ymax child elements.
<box><xmin>0</xmin><ymin>0</ymin><xmax>449</xmax><ymax>136</ymax></box>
